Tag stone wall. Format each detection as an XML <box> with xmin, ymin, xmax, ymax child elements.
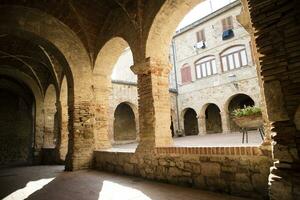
<box><xmin>108</xmin><ymin>82</ymin><xmax>179</xmax><ymax>143</ymax></box>
<box><xmin>94</xmin><ymin>146</ymin><xmax>272</xmax><ymax>200</ymax></box>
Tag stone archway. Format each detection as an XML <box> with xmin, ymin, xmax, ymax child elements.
<box><xmin>227</xmin><ymin>93</ymin><xmax>255</xmax><ymax>132</ymax></box>
<box><xmin>205</xmin><ymin>104</ymin><xmax>222</xmax><ymax>134</ymax></box>
<box><xmin>113</xmin><ymin>102</ymin><xmax>137</xmax><ymax>142</ymax></box>
<box><xmin>0</xmin><ymin>77</ymin><xmax>34</xmax><ymax>166</ymax></box>
<box><xmin>183</xmin><ymin>108</ymin><xmax>199</xmax><ymax>136</ymax></box>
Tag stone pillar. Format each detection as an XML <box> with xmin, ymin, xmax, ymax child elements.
<box><xmin>198</xmin><ymin>115</ymin><xmax>206</xmax><ymax>135</ymax></box>
<box><xmin>93</xmin><ymin>74</ymin><xmax>112</xmax><ymax>150</ymax></box>
<box><xmin>57</xmin><ymin>100</ymin><xmax>69</xmax><ymax>161</ymax></box>
<box><xmin>220</xmin><ymin>111</ymin><xmax>230</xmax><ymax>134</ymax></box>
<box><xmin>241</xmin><ymin>0</ymin><xmax>300</xmax><ymax>199</ymax></box>
<box><xmin>65</xmin><ymin>100</ymin><xmax>95</xmax><ymax>171</ymax></box>
<box><xmin>54</xmin><ymin>100</ymin><xmax>62</xmax><ymax>162</ymax></box>
<box><xmin>131</xmin><ymin>58</ymin><xmax>173</xmax><ymax>152</ymax></box>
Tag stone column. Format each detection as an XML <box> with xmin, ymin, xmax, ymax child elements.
<box><xmin>220</xmin><ymin>111</ymin><xmax>230</xmax><ymax>134</ymax></box>
<box><xmin>131</xmin><ymin>58</ymin><xmax>173</xmax><ymax>152</ymax></box>
<box><xmin>57</xmin><ymin>100</ymin><xmax>69</xmax><ymax>161</ymax></box>
<box><xmin>240</xmin><ymin>1</ymin><xmax>300</xmax><ymax>199</ymax></box>
<box><xmin>65</xmin><ymin>100</ymin><xmax>95</xmax><ymax>171</ymax></box>
<box><xmin>198</xmin><ymin>115</ymin><xmax>206</xmax><ymax>135</ymax></box>
<box><xmin>93</xmin><ymin>74</ymin><xmax>112</xmax><ymax>150</ymax></box>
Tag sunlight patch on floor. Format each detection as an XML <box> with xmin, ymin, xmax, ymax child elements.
<box><xmin>99</xmin><ymin>180</ymin><xmax>151</xmax><ymax>200</ymax></box>
<box><xmin>3</xmin><ymin>177</ymin><xmax>55</xmax><ymax>200</ymax></box>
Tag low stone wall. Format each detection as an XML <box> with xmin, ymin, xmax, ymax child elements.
<box><xmin>94</xmin><ymin>146</ymin><xmax>273</xmax><ymax>200</ymax></box>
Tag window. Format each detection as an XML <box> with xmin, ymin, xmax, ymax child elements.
<box><xmin>181</xmin><ymin>64</ymin><xmax>192</xmax><ymax>84</ymax></box>
<box><xmin>221</xmin><ymin>45</ymin><xmax>248</xmax><ymax>72</ymax></box>
<box><xmin>196</xmin><ymin>29</ymin><xmax>206</xmax><ymax>42</ymax></box>
<box><xmin>222</xmin><ymin>16</ymin><xmax>233</xmax><ymax>31</ymax></box>
<box><xmin>195</xmin><ymin>56</ymin><xmax>217</xmax><ymax>79</ymax></box>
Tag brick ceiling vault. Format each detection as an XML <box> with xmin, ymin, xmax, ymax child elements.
<box><xmin>0</xmin><ymin>34</ymin><xmax>62</xmax><ymax>97</ymax></box>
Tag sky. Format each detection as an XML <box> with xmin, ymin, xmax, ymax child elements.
<box><xmin>177</xmin><ymin>0</ymin><xmax>235</xmax><ymax>30</ymax></box>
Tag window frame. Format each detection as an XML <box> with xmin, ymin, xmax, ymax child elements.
<box><xmin>220</xmin><ymin>45</ymin><xmax>249</xmax><ymax>72</ymax></box>
<box><xmin>194</xmin><ymin>56</ymin><xmax>217</xmax><ymax>79</ymax></box>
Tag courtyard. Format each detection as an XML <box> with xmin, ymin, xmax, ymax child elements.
<box><xmin>0</xmin><ymin>0</ymin><xmax>298</xmax><ymax>199</ymax></box>
<box><xmin>111</xmin><ymin>131</ymin><xmax>263</xmax><ymax>152</ymax></box>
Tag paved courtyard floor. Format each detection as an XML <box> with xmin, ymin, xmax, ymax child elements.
<box><xmin>0</xmin><ymin>165</ymin><xmax>253</xmax><ymax>200</ymax></box>
<box><xmin>111</xmin><ymin>131</ymin><xmax>263</xmax><ymax>152</ymax></box>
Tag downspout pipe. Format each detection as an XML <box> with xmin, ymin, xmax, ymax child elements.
<box><xmin>171</xmin><ymin>39</ymin><xmax>182</xmax><ymax>136</ymax></box>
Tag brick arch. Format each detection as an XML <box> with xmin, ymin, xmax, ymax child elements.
<box><xmin>94</xmin><ymin>37</ymin><xmax>134</xmax><ymax>78</ymax></box>
<box><xmin>0</xmin><ymin>6</ymin><xmax>91</xmax><ymax>99</ymax></box>
<box><xmin>145</xmin><ymin>0</ymin><xmax>204</xmax><ymax>64</ymax></box>
<box><xmin>92</xmin><ymin>37</ymin><xmax>135</xmax><ymax>150</ymax></box>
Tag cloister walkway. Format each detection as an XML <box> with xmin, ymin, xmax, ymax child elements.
<box><xmin>111</xmin><ymin>131</ymin><xmax>262</xmax><ymax>152</ymax></box>
<box><xmin>0</xmin><ymin>165</ymin><xmax>253</xmax><ymax>200</ymax></box>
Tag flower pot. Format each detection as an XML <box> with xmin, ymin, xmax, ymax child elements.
<box><xmin>233</xmin><ymin>114</ymin><xmax>263</xmax><ymax>129</ymax></box>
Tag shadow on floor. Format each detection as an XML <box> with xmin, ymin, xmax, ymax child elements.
<box><xmin>0</xmin><ymin>165</ymin><xmax>64</xmax><ymax>199</ymax></box>
<box><xmin>0</xmin><ymin>166</ymin><xmax>253</xmax><ymax>200</ymax></box>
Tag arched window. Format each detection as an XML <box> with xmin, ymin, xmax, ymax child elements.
<box><xmin>221</xmin><ymin>45</ymin><xmax>248</xmax><ymax>72</ymax></box>
<box><xmin>195</xmin><ymin>56</ymin><xmax>217</xmax><ymax>79</ymax></box>
<box><xmin>180</xmin><ymin>64</ymin><xmax>192</xmax><ymax>84</ymax></box>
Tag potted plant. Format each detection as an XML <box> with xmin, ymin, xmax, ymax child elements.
<box><xmin>232</xmin><ymin>106</ymin><xmax>263</xmax><ymax>129</ymax></box>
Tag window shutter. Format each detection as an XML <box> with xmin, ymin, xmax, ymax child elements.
<box><xmin>181</xmin><ymin>66</ymin><xmax>191</xmax><ymax>84</ymax></box>
<box><xmin>186</xmin><ymin>67</ymin><xmax>192</xmax><ymax>82</ymax></box>
<box><xmin>201</xmin><ymin>29</ymin><xmax>206</xmax><ymax>41</ymax></box>
<box><xmin>222</xmin><ymin>18</ymin><xmax>227</xmax><ymax>31</ymax></box>
<box><xmin>196</xmin><ymin>31</ymin><xmax>201</xmax><ymax>43</ymax></box>
<box><xmin>227</xmin><ymin>16</ymin><xmax>233</xmax><ymax>29</ymax></box>
<box><xmin>196</xmin><ymin>29</ymin><xmax>205</xmax><ymax>42</ymax></box>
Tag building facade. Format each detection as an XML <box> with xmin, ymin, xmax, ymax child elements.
<box><xmin>171</xmin><ymin>0</ymin><xmax>262</xmax><ymax>136</ymax></box>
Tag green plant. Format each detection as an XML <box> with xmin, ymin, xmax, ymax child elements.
<box><xmin>232</xmin><ymin>105</ymin><xmax>261</xmax><ymax>117</ymax></box>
